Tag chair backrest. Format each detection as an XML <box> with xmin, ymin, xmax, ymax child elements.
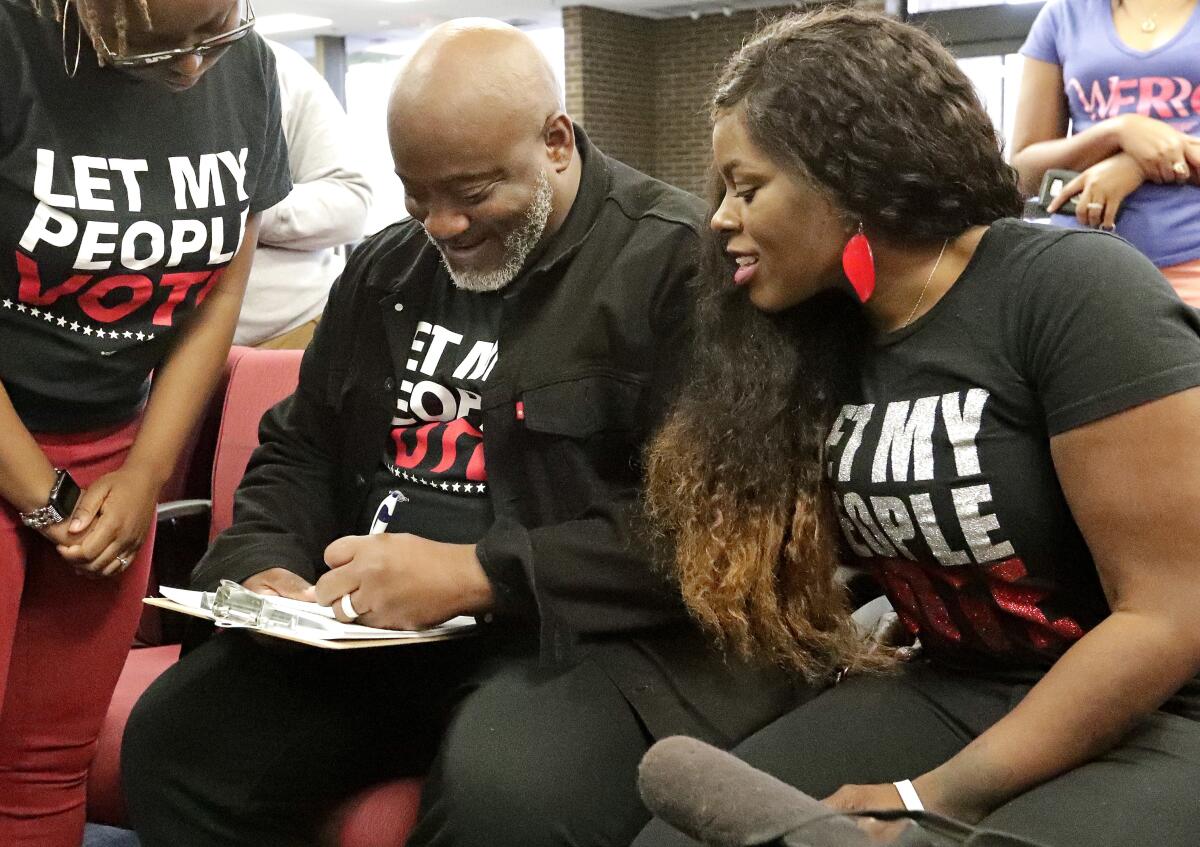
<box><xmin>209</xmin><ymin>347</ymin><xmax>304</xmax><ymax>540</ymax></box>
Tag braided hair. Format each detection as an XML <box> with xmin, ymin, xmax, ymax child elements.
<box><xmin>30</xmin><ymin>0</ymin><xmax>153</xmax><ymax>61</ymax></box>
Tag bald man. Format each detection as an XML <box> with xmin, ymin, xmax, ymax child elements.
<box><xmin>121</xmin><ymin>20</ymin><xmax>804</xmax><ymax>847</ymax></box>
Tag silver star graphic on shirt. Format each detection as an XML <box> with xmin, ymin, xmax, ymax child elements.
<box><xmin>147</xmin><ymin>333</ymin><xmax>155</xmax><ymax>341</ymax></box>
<box><xmin>440</xmin><ymin>482</ymin><xmax>450</xmax><ymax>490</ymax></box>
<box><xmin>1</xmin><ymin>299</ymin><xmax>10</xmax><ymax>309</ymax></box>
<box><xmin>83</xmin><ymin>326</ymin><xmax>93</xmax><ymax>335</ymax></box>
<box><xmin>69</xmin><ymin>322</ymin><xmax>80</xmax><ymax>332</ymax></box>
<box><xmin>16</xmin><ymin>304</ymin><xmax>27</xmax><ymax>313</ymax></box>
<box><xmin>136</xmin><ymin>332</ymin><xmax>145</xmax><ymax>341</ymax></box>
<box><xmin>452</xmin><ymin>483</ymin><xmax>461</xmax><ymax>492</ymax></box>
<box><xmin>123</xmin><ymin>331</ymin><xmax>133</xmax><ymax>339</ymax></box>
<box><xmin>43</xmin><ymin>311</ymin><xmax>54</xmax><ymax>322</ymax></box>
<box><xmin>30</xmin><ymin>308</ymin><xmax>40</xmax><ymax>317</ymax></box>
<box><xmin>57</xmin><ymin>317</ymin><xmax>67</xmax><ymax>327</ymax></box>
<box><xmin>476</xmin><ymin>484</ymin><xmax>486</xmax><ymax>493</ymax></box>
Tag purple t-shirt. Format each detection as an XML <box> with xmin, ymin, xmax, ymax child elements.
<box><xmin>1021</xmin><ymin>0</ymin><xmax>1200</xmax><ymax>267</ymax></box>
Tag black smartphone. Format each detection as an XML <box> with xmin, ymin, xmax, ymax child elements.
<box><xmin>1037</xmin><ymin>168</ymin><xmax>1080</xmax><ymax>216</ymax></box>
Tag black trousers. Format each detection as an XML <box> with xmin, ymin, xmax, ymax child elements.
<box><xmin>633</xmin><ymin>661</ymin><xmax>1200</xmax><ymax>847</ymax></box>
<box><xmin>122</xmin><ymin>630</ymin><xmax>656</xmax><ymax>847</ymax></box>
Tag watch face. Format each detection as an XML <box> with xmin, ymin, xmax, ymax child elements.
<box><xmin>54</xmin><ymin>471</ymin><xmax>81</xmax><ymax>520</ymax></box>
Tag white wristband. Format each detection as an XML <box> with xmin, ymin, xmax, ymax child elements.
<box><xmin>893</xmin><ymin>779</ymin><xmax>925</xmax><ymax>812</ymax></box>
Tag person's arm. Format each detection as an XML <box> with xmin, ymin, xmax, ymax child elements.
<box><xmin>1011</xmin><ymin>57</ymin><xmax>1200</xmax><ymax>192</ymax></box>
<box><xmin>59</xmin><ymin>216</ymin><xmax>262</xmax><ymax>575</ymax></box>
<box><xmin>190</xmin><ymin>242</ymin><xmax>368</xmax><ymax>594</ymax></box>
<box><xmin>1009</xmin><ymin>57</ymin><xmax>1080</xmax><ymax>194</ymax></box>
<box><xmin>0</xmin><ymin>384</ymin><xmax>81</xmax><ymax>550</ymax></box>
<box><xmin>257</xmin><ymin>49</ymin><xmax>371</xmax><ymax>252</ymax></box>
<box><xmin>911</xmin><ymin>388</ymin><xmax>1200</xmax><ymax>821</ymax></box>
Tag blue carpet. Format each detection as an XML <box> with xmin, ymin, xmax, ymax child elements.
<box><xmin>82</xmin><ymin>823</ymin><xmax>140</xmax><ymax>847</ymax></box>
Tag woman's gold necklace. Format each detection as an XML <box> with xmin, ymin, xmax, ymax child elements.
<box><xmin>901</xmin><ymin>239</ymin><xmax>950</xmax><ymax>329</ymax></box>
<box><xmin>1122</xmin><ymin>0</ymin><xmax>1190</xmax><ymax>33</ymax></box>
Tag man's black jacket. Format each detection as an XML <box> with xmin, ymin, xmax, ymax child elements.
<box><xmin>193</xmin><ymin>130</ymin><xmax>803</xmax><ymax>743</ymax></box>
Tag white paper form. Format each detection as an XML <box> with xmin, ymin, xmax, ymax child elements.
<box><xmin>158</xmin><ymin>586</ymin><xmax>476</xmax><ymax>641</ymax></box>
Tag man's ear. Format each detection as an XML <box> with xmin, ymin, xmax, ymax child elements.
<box><xmin>543</xmin><ymin>112</ymin><xmax>576</xmax><ymax>173</ymax></box>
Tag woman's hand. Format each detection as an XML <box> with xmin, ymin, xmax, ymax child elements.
<box><xmin>824</xmin><ymin>782</ymin><xmax>906</xmax><ymax>815</ymax></box>
<box><xmin>34</xmin><ymin>499</ymin><xmax>86</xmax><ymax>549</ymax></box>
<box><xmin>826</xmin><ymin>777</ymin><xmax>986</xmax><ymax>828</ymax></box>
<box><xmin>1048</xmin><ymin>152</ymin><xmax>1144</xmax><ymax>229</ymax></box>
<box><xmin>56</xmin><ymin>463</ymin><xmax>161</xmax><ymax>577</ymax></box>
<box><xmin>1112</xmin><ymin>115</ymin><xmax>1193</xmax><ymax>184</ymax></box>
<box><xmin>823</xmin><ymin>783</ymin><xmax>935</xmax><ymax>842</ymax></box>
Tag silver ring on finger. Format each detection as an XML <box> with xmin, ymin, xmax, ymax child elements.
<box><xmin>115</xmin><ymin>554</ymin><xmax>131</xmax><ymax>569</ymax></box>
<box><xmin>1085</xmin><ymin>202</ymin><xmax>1104</xmax><ymax>211</ymax></box>
<box><xmin>340</xmin><ymin>593</ymin><xmax>359</xmax><ymax>621</ymax></box>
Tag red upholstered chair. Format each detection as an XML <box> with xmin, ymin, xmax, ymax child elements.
<box><xmin>87</xmin><ymin>346</ymin><xmax>427</xmax><ymax>846</ymax></box>
<box><xmin>87</xmin><ymin>346</ymin><xmax>301</xmax><ymax>826</ymax></box>
<box><xmin>85</xmin><ymin>644</ymin><xmax>181</xmax><ymax>826</ymax></box>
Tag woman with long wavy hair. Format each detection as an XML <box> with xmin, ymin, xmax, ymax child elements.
<box><xmin>635</xmin><ymin>8</ymin><xmax>1200</xmax><ymax>846</ymax></box>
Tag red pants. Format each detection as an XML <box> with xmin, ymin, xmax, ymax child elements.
<box><xmin>1163</xmin><ymin>257</ymin><xmax>1200</xmax><ymax>308</ymax></box>
<box><xmin>0</xmin><ymin>419</ymin><xmax>154</xmax><ymax>846</ymax></box>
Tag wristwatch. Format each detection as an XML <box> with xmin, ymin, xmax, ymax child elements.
<box><xmin>19</xmin><ymin>468</ymin><xmax>81</xmax><ymax>529</ymax></box>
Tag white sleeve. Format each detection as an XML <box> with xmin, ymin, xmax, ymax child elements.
<box><xmin>258</xmin><ymin>42</ymin><xmax>373</xmax><ymax>251</ymax></box>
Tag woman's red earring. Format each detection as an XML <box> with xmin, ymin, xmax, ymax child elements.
<box><xmin>842</xmin><ymin>225</ymin><xmax>875</xmax><ymax>303</ymax></box>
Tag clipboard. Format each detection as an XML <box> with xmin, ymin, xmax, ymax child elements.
<box><xmin>144</xmin><ymin>584</ymin><xmax>477</xmax><ymax>650</ymax></box>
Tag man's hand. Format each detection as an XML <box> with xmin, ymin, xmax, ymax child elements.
<box><xmin>314</xmin><ymin>534</ymin><xmax>494</xmax><ymax>630</ymax></box>
<box><xmin>242</xmin><ymin>567</ymin><xmax>317</xmax><ymax>601</ymax></box>
<box><xmin>56</xmin><ymin>465</ymin><xmax>158</xmax><ymax>578</ymax></box>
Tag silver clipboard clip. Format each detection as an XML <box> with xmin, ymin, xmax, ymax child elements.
<box><xmin>209</xmin><ymin>579</ymin><xmax>341</xmax><ymax>636</ymax></box>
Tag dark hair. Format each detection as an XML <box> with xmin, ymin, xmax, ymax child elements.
<box><xmin>714</xmin><ymin>7</ymin><xmax>1023</xmax><ymax>243</ymax></box>
<box><xmin>646</xmin><ymin>7</ymin><xmax>1020</xmax><ymax>676</ymax></box>
<box><xmin>31</xmin><ymin>0</ymin><xmax>153</xmax><ymax>61</ymax></box>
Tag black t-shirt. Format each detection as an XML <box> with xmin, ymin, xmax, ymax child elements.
<box><xmin>826</xmin><ymin>219</ymin><xmax>1200</xmax><ymax>670</ymax></box>
<box><xmin>0</xmin><ymin>1</ymin><xmax>291</xmax><ymax>432</ymax></box>
<box><xmin>361</xmin><ymin>282</ymin><xmax>502</xmax><ymax>544</ymax></box>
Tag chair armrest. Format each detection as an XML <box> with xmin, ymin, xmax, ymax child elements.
<box><xmin>156</xmin><ymin>499</ymin><xmax>213</xmax><ymax>522</ymax></box>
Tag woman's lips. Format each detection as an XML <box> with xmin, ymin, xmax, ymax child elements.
<box><xmin>163</xmin><ymin>74</ymin><xmax>201</xmax><ymax>90</ymax></box>
<box><xmin>732</xmin><ymin>256</ymin><xmax>758</xmax><ymax>286</ymax></box>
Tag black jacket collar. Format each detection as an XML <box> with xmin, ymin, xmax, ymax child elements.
<box><xmin>521</xmin><ymin>124</ymin><xmax>611</xmax><ymax>280</ymax></box>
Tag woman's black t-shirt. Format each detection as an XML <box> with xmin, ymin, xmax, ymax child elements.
<box><xmin>826</xmin><ymin>219</ymin><xmax>1200</xmax><ymax>670</ymax></box>
<box><xmin>0</xmin><ymin>0</ymin><xmax>291</xmax><ymax>432</ymax></box>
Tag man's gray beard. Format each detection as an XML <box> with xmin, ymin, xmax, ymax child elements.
<box><xmin>432</xmin><ymin>171</ymin><xmax>554</xmax><ymax>293</ymax></box>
